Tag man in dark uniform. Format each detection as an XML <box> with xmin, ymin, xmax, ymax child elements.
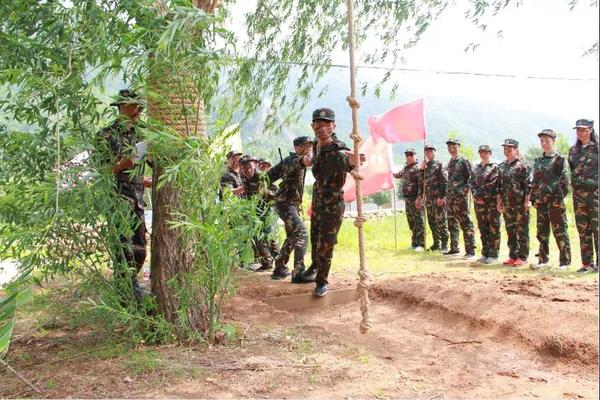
<box><xmin>444</xmin><ymin>139</ymin><xmax>476</xmax><ymax>259</ymax></box>
<box><xmin>418</xmin><ymin>144</ymin><xmax>449</xmax><ymax>253</ymax></box>
<box><xmin>258</xmin><ymin>158</ymin><xmax>272</xmax><ymax>173</ymax></box>
<box><xmin>568</xmin><ymin>119</ymin><xmax>599</xmax><ymax>273</ymax></box>
<box><xmin>497</xmin><ymin>139</ymin><xmax>531</xmax><ymax>267</ymax></box>
<box><xmin>240</xmin><ymin>155</ymin><xmax>275</xmax><ymax>271</ymax></box>
<box><xmin>530</xmin><ymin>129</ymin><xmax>571</xmax><ymax>270</ymax></box>
<box><xmin>393</xmin><ymin>148</ymin><xmax>424</xmax><ymax>251</ymax></box>
<box><xmin>307</xmin><ymin>108</ymin><xmax>361</xmax><ymax>297</ymax></box>
<box><xmin>220</xmin><ymin>151</ymin><xmax>244</xmax><ymax>198</ymax></box>
<box><xmin>256</xmin><ymin>158</ymin><xmax>281</xmax><ymax>260</ymax></box>
<box><xmin>267</xmin><ymin>136</ymin><xmax>314</xmax><ymax>281</ymax></box>
<box><xmin>472</xmin><ymin>145</ymin><xmax>501</xmax><ymax>264</ymax></box>
<box><xmin>97</xmin><ymin>89</ymin><xmax>151</xmax><ymax>304</ymax></box>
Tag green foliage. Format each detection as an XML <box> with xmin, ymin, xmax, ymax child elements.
<box><xmin>367</xmin><ymin>191</ymin><xmax>391</xmax><ymax>208</ymax></box>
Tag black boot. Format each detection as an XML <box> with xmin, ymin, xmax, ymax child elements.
<box><xmin>271</xmin><ymin>266</ymin><xmax>291</xmax><ymax>280</ymax></box>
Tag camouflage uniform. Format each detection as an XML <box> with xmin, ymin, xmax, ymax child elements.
<box><xmin>531</xmin><ymin>151</ymin><xmax>571</xmax><ymax>265</ymax></box>
<box><xmin>498</xmin><ymin>158</ymin><xmax>532</xmax><ymax>260</ymax></box>
<box><xmin>471</xmin><ymin>160</ymin><xmax>501</xmax><ymax>259</ymax></box>
<box><xmin>446</xmin><ymin>156</ymin><xmax>476</xmax><ymax>254</ymax></box>
<box><xmin>396</xmin><ymin>161</ymin><xmax>424</xmax><ymax>248</ymax></box>
<box><xmin>568</xmin><ymin>137</ymin><xmax>599</xmax><ymax>267</ymax></box>
<box><xmin>242</xmin><ymin>169</ymin><xmax>275</xmax><ymax>270</ymax></box>
<box><xmin>310</xmin><ymin>137</ymin><xmax>352</xmax><ymax>286</ymax></box>
<box><xmin>419</xmin><ymin>159</ymin><xmax>448</xmax><ymax>250</ymax></box>
<box><xmin>97</xmin><ymin>119</ymin><xmax>147</xmax><ymax>303</ymax></box>
<box><xmin>220</xmin><ymin>167</ymin><xmax>243</xmax><ymax>197</ymax></box>
<box><xmin>267</xmin><ymin>152</ymin><xmax>309</xmax><ymax>276</ymax></box>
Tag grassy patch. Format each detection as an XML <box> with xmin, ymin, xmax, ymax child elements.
<box><xmin>123</xmin><ymin>347</ymin><xmax>163</xmax><ymax>375</ymax></box>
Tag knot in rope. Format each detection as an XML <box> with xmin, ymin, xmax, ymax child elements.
<box><xmin>353</xmin><ymin>216</ymin><xmax>366</xmax><ymax>229</ymax></box>
<box><xmin>350</xmin><ymin>170</ymin><xmax>363</xmax><ymax>181</ymax></box>
<box><xmin>350</xmin><ymin>132</ymin><xmax>362</xmax><ymax>144</ymax></box>
<box><xmin>346</xmin><ymin>96</ymin><xmax>360</xmax><ymax>109</ymax></box>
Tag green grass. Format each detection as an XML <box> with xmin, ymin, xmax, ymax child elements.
<box><xmin>290</xmin><ymin>196</ymin><xmax>596</xmax><ymax>282</ymax></box>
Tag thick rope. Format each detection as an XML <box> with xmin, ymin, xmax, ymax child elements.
<box><xmin>345</xmin><ymin>0</ymin><xmax>372</xmax><ymax>334</ymax></box>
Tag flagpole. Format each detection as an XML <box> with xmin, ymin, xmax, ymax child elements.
<box><xmin>422</xmin><ymin>138</ymin><xmax>427</xmax><ymax>250</ymax></box>
<box><xmin>392</xmin><ymin>187</ymin><xmax>398</xmax><ymax>250</ymax></box>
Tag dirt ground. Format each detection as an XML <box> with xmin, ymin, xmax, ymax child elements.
<box><xmin>1</xmin><ymin>267</ymin><xmax>598</xmax><ymax>399</ymax></box>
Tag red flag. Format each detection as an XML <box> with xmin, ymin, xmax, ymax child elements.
<box><xmin>368</xmin><ymin>99</ymin><xmax>426</xmax><ymax>143</ymax></box>
<box><xmin>343</xmin><ymin>136</ymin><xmax>395</xmax><ymax>203</ymax></box>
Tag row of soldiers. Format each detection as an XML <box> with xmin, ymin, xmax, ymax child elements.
<box><xmin>220</xmin><ymin>108</ymin><xmax>361</xmax><ymax>297</ymax></box>
<box><xmin>395</xmin><ymin>119</ymin><xmax>598</xmax><ymax>272</ymax></box>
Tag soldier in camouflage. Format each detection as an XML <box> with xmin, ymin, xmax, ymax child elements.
<box><xmin>267</xmin><ymin>136</ymin><xmax>314</xmax><ymax>281</ymax></box>
<box><xmin>220</xmin><ymin>151</ymin><xmax>244</xmax><ymax>198</ymax></box>
<box><xmin>444</xmin><ymin>139</ymin><xmax>476</xmax><ymax>259</ymax></box>
<box><xmin>257</xmin><ymin>158</ymin><xmax>280</xmax><ymax>260</ymax></box>
<box><xmin>418</xmin><ymin>145</ymin><xmax>449</xmax><ymax>252</ymax></box>
<box><xmin>497</xmin><ymin>139</ymin><xmax>532</xmax><ymax>267</ymax></box>
<box><xmin>393</xmin><ymin>148</ymin><xmax>424</xmax><ymax>251</ymax></box>
<box><xmin>307</xmin><ymin>108</ymin><xmax>362</xmax><ymax>297</ymax></box>
<box><xmin>568</xmin><ymin>119</ymin><xmax>598</xmax><ymax>273</ymax></box>
<box><xmin>97</xmin><ymin>89</ymin><xmax>152</xmax><ymax>304</ymax></box>
<box><xmin>239</xmin><ymin>155</ymin><xmax>275</xmax><ymax>271</ymax></box>
<box><xmin>530</xmin><ymin>129</ymin><xmax>571</xmax><ymax>270</ymax></box>
<box><xmin>471</xmin><ymin>145</ymin><xmax>501</xmax><ymax>264</ymax></box>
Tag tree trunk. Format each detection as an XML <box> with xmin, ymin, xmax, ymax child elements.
<box><xmin>148</xmin><ymin>70</ymin><xmax>208</xmax><ymax>331</ymax></box>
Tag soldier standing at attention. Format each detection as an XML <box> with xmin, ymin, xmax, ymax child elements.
<box><xmin>418</xmin><ymin>145</ymin><xmax>449</xmax><ymax>253</ymax></box>
<box><xmin>393</xmin><ymin>148</ymin><xmax>424</xmax><ymax>252</ymax></box>
<box><xmin>308</xmin><ymin>107</ymin><xmax>362</xmax><ymax>297</ymax></box>
<box><xmin>220</xmin><ymin>151</ymin><xmax>245</xmax><ymax>198</ymax></box>
<box><xmin>497</xmin><ymin>139</ymin><xmax>532</xmax><ymax>267</ymax></box>
<box><xmin>97</xmin><ymin>89</ymin><xmax>152</xmax><ymax>304</ymax></box>
<box><xmin>444</xmin><ymin>139</ymin><xmax>476</xmax><ymax>259</ymax></box>
<box><xmin>530</xmin><ymin>129</ymin><xmax>571</xmax><ymax>270</ymax></box>
<box><xmin>239</xmin><ymin>155</ymin><xmax>274</xmax><ymax>272</ymax></box>
<box><xmin>267</xmin><ymin>136</ymin><xmax>314</xmax><ymax>281</ymax></box>
<box><xmin>471</xmin><ymin>145</ymin><xmax>500</xmax><ymax>265</ymax></box>
<box><xmin>568</xmin><ymin>119</ymin><xmax>598</xmax><ymax>273</ymax></box>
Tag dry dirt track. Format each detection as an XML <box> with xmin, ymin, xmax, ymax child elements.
<box><xmin>200</xmin><ymin>271</ymin><xmax>599</xmax><ymax>399</ymax></box>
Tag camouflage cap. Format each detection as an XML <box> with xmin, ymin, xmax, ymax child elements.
<box><xmin>110</xmin><ymin>89</ymin><xmax>145</xmax><ymax>108</ymax></box>
<box><xmin>226</xmin><ymin>150</ymin><xmax>242</xmax><ymax>159</ymax></box>
<box><xmin>573</xmin><ymin>119</ymin><xmax>594</xmax><ymax>129</ymax></box>
<box><xmin>404</xmin><ymin>148</ymin><xmax>417</xmax><ymax>155</ymax></box>
<box><xmin>312</xmin><ymin>108</ymin><xmax>335</xmax><ymax>122</ymax></box>
<box><xmin>537</xmin><ymin>129</ymin><xmax>557</xmax><ymax>138</ymax></box>
<box><xmin>239</xmin><ymin>155</ymin><xmax>258</xmax><ymax>165</ymax></box>
<box><xmin>501</xmin><ymin>138</ymin><xmax>519</xmax><ymax>148</ymax></box>
<box><xmin>424</xmin><ymin>144</ymin><xmax>436</xmax><ymax>151</ymax></box>
<box><xmin>478</xmin><ymin>144</ymin><xmax>492</xmax><ymax>153</ymax></box>
<box><xmin>446</xmin><ymin>138</ymin><xmax>460</xmax><ymax>145</ymax></box>
<box><xmin>293</xmin><ymin>136</ymin><xmax>314</xmax><ymax>146</ymax></box>
<box><xmin>258</xmin><ymin>158</ymin><xmax>272</xmax><ymax>166</ymax></box>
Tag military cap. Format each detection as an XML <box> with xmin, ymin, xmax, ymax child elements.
<box><xmin>226</xmin><ymin>150</ymin><xmax>242</xmax><ymax>159</ymax></box>
<box><xmin>501</xmin><ymin>138</ymin><xmax>519</xmax><ymax>148</ymax></box>
<box><xmin>446</xmin><ymin>138</ymin><xmax>460</xmax><ymax>145</ymax></box>
<box><xmin>293</xmin><ymin>136</ymin><xmax>313</xmax><ymax>146</ymax></box>
<box><xmin>258</xmin><ymin>158</ymin><xmax>272</xmax><ymax>166</ymax></box>
<box><xmin>239</xmin><ymin>155</ymin><xmax>258</xmax><ymax>165</ymax></box>
<box><xmin>312</xmin><ymin>108</ymin><xmax>335</xmax><ymax>122</ymax></box>
<box><xmin>424</xmin><ymin>144</ymin><xmax>436</xmax><ymax>151</ymax></box>
<box><xmin>478</xmin><ymin>144</ymin><xmax>492</xmax><ymax>153</ymax></box>
<box><xmin>110</xmin><ymin>89</ymin><xmax>145</xmax><ymax>108</ymax></box>
<box><xmin>573</xmin><ymin>119</ymin><xmax>594</xmax><ymax>129</ymax></box>
<box><xmin>404</xmin><ymin>148</ymin><xmax>417</xmax><ymax>155</ymax></box>
<box><xmin>537</xmin><ymin>129</ymin><xmax>557</xmax><ymax>138</ymax></box>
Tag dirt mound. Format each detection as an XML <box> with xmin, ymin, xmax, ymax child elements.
<box><xmin>371</xmin><ymin>273</ymin><xmax>599</xmax><ymax>367</ymax></box>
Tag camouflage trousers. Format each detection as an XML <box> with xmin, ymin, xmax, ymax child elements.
<box><xmin>447</xmin><ymin>196</ymin><xmax>476</xmax><ymax>254</ymax></box>
<box><xmin>110</xmin><ymin>203</ymin><xmax>146</xmax><ymax>303</ymax></box>
<box><xmin>253</xmin><ymin>211</ymin><xmax>275</xmax><ymax>269</ymax></box>
<box><xmin>535</xmin><ymin>199</ymin><xmax>571</xmax><ymax>265</ymax></box>
<box><xmin>573</xmin><ymin>189</ymin><xmax>599</xmax><ymax>266</ymax></box>
<box><xmin>310</xmin><ymin>206</ymin><xmax>344</xmax><ymax>286</ymax></box>
<box><xmin>425</xmin><ymin>199</ymin><xmax>448</xmax><ymax>249</ymax></box>
<box><xmin>474</xmin><ymin>198</ymin><xmax>501</xmax><ymax>258</ymax></box>
<box><xmin>405</xmin><ymin>197</ymin><xmax>425</xmax><ymax>248</ymax></box>
<box><xmin>274</xmin><ymin>202</ymin><xmax>308</xmax><ymax>275</ymax></box>
<box><xmin>503</xmin><ymin>205</ymin><xmax>530</xmax><ymax>260</ymax></box>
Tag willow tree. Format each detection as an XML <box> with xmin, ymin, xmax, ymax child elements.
<box><xmin>2</xmin><ymin>0</ymin><xmax>595</xmax><ymax>350</ymax></box>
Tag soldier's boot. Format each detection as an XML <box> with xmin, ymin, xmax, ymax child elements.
<box><xmin>292</xmin><ymin>265</ymin><xmax>316</xmax><ymax>283</ymax></box>
<box><xmin>271</xmin><ymin>263</ymin><xmax>291</xmax><ymax>280</ymax></box>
